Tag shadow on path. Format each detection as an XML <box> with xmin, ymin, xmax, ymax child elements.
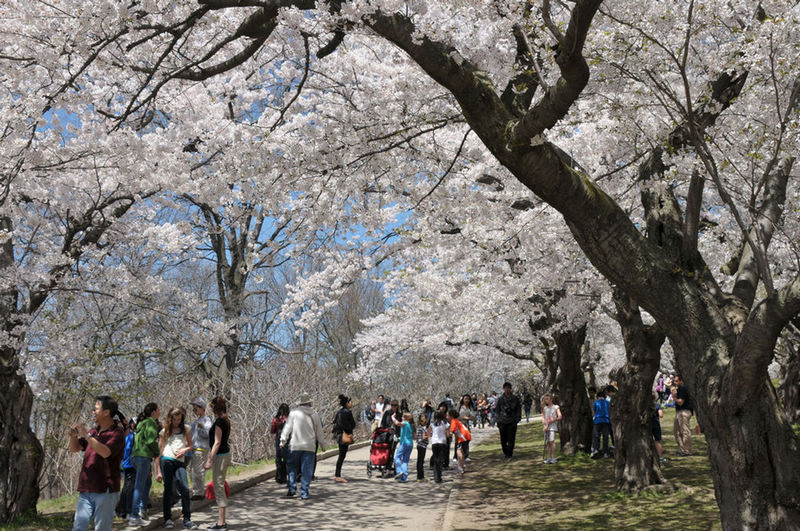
<box><xmin>188</xmin><ymin>428</ymin><xmax>496</xmax><ymax>531</ymax></box>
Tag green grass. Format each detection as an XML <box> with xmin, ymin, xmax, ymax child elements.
<box><xmin>453</xmin><ymin>408</ymin><xmax>721</xmax><ymax>530</ymax></box>
<box><xmin>0</xmin><ymin>511</ymin><xmax>73</xmax><ymax>531</ymax></box>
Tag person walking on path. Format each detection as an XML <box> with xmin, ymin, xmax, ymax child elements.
<box><xmin>115</xmin><ymin>418</ymin><xmax>135</xmax><ymax>520</ymax></box>
<box><xmin>477</xmin><ymin>394</ymin><xmax>488</xmax><ymax>429</ymax></box>
<box><xmin>373</xmin><ymin>394</ymin><xmax>386</xmax><ymax>430</ymax></box>
<box><xmin>204</xmin><ymin>397</ymin><xmax>232</xmax><ymax>530</ymax></box>
<box><xmin>447</xmin><ymin>409</ymin><xmax>471</xmax><ymax>474</ymax></box>
<box><xmin>69</xmin><ymin>395</ymin><xmax>125</xmax><ymax>531</ymax></box>
<box><xmin>590</xmin><ymin>390</ymin><xmax>611</xmax><ymax>459</ymax></box>
<box><xmin>542</xmin><ymin>393</ymin><xmax>562</xmax><ymax>464</ymax></box>
<box><xmin>455</xmin><ymin>395</ymin><xmax>474</xmax><ymax>462</ymax></box>
<box><xmin>155</xmin><ymin>407</ymin><xmax>198</xmax><ymax>530</ymax></box>
<box><xmin>129</xmin><ymin>403</ymin><xmax>160</xmax><ymax>527</ymax></box>
<box><xmin>381</xmin><ymin>399</ymin><xmax>403</xmax><ymax>435</ymax></box>
<box><xmin>495</xmin><ymin>382</ymin><xmax>522</xmax><ymax>460</ymax></box>
<box><xmin>270</xmin><ymin>403</ymin><xmax>290</xmax><ymax>484</ymax></box>
<box><xmin>393</xmin><ymin>412</ymin><xmax>415</xmax><ymax>482</ymax></box>
<box><xmin>188</xmin><ymin>398</ymin><xmax>212</xmax><ymax>500</ymax></box>
<box><xmin>487</xmin><ymin>391</ymin><xmax>498</xmax><ymax>428</ymax></box>
<box><xmin>332</xmin><ymin>394</ymin><xmax>356</xmax><ymax>483</ymax></box>
<box><xmin>415</xmin><ymin>413</ymin><xmax>430</xmax><ymax>481</ymax></box>
<box><xmin>280</xmin><ymin>393</ymin><xmax>326</xmax><ymax>500</ymax></box>
<box><xmin>523</xmin><ymin>393</ymin><xmax>533</xmax><ymax>423</ymax></box>
<box><xmin>673</xmin><ymin>375</ymin><xmax>693</xmax><ymax>456</ymax></box>
<box><xmin>429</xmin><ymin>410</ymin><xmax>449</xmax><ymax>483</ymax></box>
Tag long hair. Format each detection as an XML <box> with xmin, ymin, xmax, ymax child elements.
<box><xmin>161</xmin><ymin>407</ymin><xmax>187</xmax><ymax>446</ymax></box>
<box><xmin>403</xmin><ymin>411</ymin><xmax>415</xmax><ymax>432</ymax></box>
<box><xmin>461</xmin><ymin>394</ymin><xmax>472</xmax><ymax>408</ymax></box>
<box><xmin>277</xmin><ymin>403</ymin><xmax>290</xmax><ymax>417</ymax></box>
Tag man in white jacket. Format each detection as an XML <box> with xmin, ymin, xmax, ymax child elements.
<box><xmin>279</xmin><ymin>393</ymin><xmax>326</xmax><ymax>500</ymax></box>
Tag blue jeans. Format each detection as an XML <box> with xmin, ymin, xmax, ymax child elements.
<box><xmin>73</xmin><ymin>490</ymin><xmax>119</xmax><ymax>531</ymax></box>
<box><xmin>160</xmin><ymin>458</ymin><xmax>191</xmax><ymax>521</ymax></box>
<box><xmin>130</xmin><ymin>456</ymin><xmax>152</xmax><ymax>519</ymax></box>
<box><xmin>394</xmin><ymin>443</ymin><xmax>412</xmax><ymax>480</ymax></box>
<box><xmin>287</xmin><ymin>450</ymin><xmax>315</xmax><ymax>498</ymax></box>
<box><xmin>592</xmin><ymin>422</ymin><xmax>612</xmax><ymax>455</ymax></box>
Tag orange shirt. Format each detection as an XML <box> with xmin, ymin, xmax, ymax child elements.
<box><xmin>449</xmin><ymin>418</ymin><xmax>471</xmax><ymax>443</ymax></box>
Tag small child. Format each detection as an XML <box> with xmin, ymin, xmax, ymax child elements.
<box><xmin>591</xmin><ymin>390</ymin><xmax>611</xmax><ymax>458</ymax></box>
<box><xmin>393</xmin><ymin>412</ymin><xmax>415</xmax><ymax>482</ymax></box>
<box><xmin>429</xmin><ymin>410</ymin><xmax>449</xmax><ymax>483</ymax></box>
<box><xmin>542</xmin><ymin>394</ymin><xmax>561</xmax><ymax>464</ymax></box>
<box><xmin>415</xmin><ymin>414</ymin><xmax>429</xmax><ymax>481</ymax></box>
<box><xmin>447</xmin><ymin>409</ymin><xmax>471</xmax><ymax>474</ymax></box>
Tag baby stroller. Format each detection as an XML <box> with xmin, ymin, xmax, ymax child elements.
<box><xmin>366</xmin><ymin>427</ymin><xmax>396</xmax><ymax>478</ymax></box>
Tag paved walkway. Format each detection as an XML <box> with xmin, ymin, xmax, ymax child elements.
<box><xmin>179</xmin><ymin>427</ymin><xmax>496</xmax><ymax>531</ymax></box>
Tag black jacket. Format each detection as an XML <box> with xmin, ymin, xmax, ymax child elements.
<box><xmin>380</xmin><ymin>407</ymin><xmax>402</xmax><ymax>435</ymax></box>
<box><xmin>495</xmin><ymin>393</ymin><xmax>522</xmax><ymax>425</ymax></box>
<box><xmin>333</xmin><ymin>407</ymin><xmax>356</xmax><ymax>435</ymax></box>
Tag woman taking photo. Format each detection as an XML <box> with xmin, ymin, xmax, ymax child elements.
<box><xmin>155</xmin><ymin>407</ymin><xmax>197</xmax><ymax>529</ymax></box>
<box><xmin>332</xmin><ymin>395</ymin><xmax>356</xmax><ymax>483</ymax></box>
<box><xmin>204</xmin><ymin>397</ymin><xmax>231</xmax><ymax>530</ymax></box>
<box><xmin>129</xmin><ymin>403</ymin><xmax>160</xmax><ymax>527</ymax></box>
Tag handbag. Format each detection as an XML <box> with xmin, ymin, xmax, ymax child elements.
<box><xmin>341</xmin><ymin>432</ymin><xmax>354</xmax><ymax>445</ymax></box>
<box><xmin>205</xmin><ymin>480</ymin><xmax>231</xmax><ymax>500</ymax></box>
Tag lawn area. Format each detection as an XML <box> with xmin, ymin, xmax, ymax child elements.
<box><xmin>450</xmin><ymin>408</ymin><xmax>721</xmax><ymax>530</ymax></box>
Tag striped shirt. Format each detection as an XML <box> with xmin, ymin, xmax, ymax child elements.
<box><xmin>416</xmin><ymin>424</ymin><xmax>429</xmax><ymax>448</ymax></box>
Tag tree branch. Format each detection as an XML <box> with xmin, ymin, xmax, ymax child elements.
<box><xmin>510</xmin><ymin>0</ymin><xmax>603</xmax><ymax>145</ymax></box>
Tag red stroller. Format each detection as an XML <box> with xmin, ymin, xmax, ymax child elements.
<box><xmin>366</xmin><ymin>427</ymin><xmax>396</xmax><ymax>478</ymax></box>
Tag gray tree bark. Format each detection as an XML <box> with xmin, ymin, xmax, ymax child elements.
<box><xmin>0</xmin><ymin>217</ymin><xmax>42</xmax><ymax>522</ymax></box>
<box><xmin>610</xmin><ymin>289</ymin><xmax>668</xmax><ymax>493</ymax></box>
<box><xmin>554</xmin><ymin>325</ymin><xmax>593</xmax><ymax>455</ymax></box>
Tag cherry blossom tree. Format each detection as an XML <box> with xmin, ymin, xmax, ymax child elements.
<box><xmin>3</xmin><ymin>0</ymin><xmax>800</xmax><ymax>527</ymax></box>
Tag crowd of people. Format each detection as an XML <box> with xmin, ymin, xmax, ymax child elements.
<box><xmin>587</xmin><ymin>374</ymin><xmax>694</xmax><ymax>463</ymax></box>
<box><xmin>67</xmin><ymin>376</ymin><xmax>692</xmax><ymax>531</ymax></box>
<box><xmin>68</xmin><ymin>395</ymin><xmax>232</xmax><ymax>531</ymax></box>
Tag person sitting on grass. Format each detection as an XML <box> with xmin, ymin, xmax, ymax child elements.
<box><xmin>541</xmin><ymin>394</ymin><xmax>562</xmax><ymax>464</ymax></box>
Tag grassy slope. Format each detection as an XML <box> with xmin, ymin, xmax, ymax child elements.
<box><xmin>450</xmin><ymin>408</ymin><xmax>721</xmax><ymax>530</ymax></box>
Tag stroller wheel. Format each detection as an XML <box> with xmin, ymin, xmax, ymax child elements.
<box><xmin>366</xmin><ymin>465</ymin><xmax>372</xmax><ymax>478</ymax></box>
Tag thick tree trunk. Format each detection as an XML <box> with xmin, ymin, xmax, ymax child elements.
<box><xmin>554</xmin><ymin>325</ymin><xmax>593</xmax><ymax>455</ymax></box>
<box><xmin>0</xmin><ymin>354</ymin><xmax>43</xmax><ymax>523</ymax></box>
<box><xmin>700</xmin><ymin>379</ymin><xmax>800</xmax><ymax>530</ymax></box>
<box><xmin>777</xmin><ymin>336</ymin><xmax>800</xmax><ymax>424</ymax></box>
<box><xmin>0</xmin><ymin>216</ymin><xmax>43</xmax><ymax>523</ymax></box>
<box><xmin>610</xmin><ymin>289</ymin><xmax>669</xmax><ymax>493</ymax></box>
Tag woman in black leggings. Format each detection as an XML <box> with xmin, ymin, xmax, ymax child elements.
<box><xmin>333</xmin><ymin>394</ymin><xmax>356</xmax><ymax>483</ymax></box>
